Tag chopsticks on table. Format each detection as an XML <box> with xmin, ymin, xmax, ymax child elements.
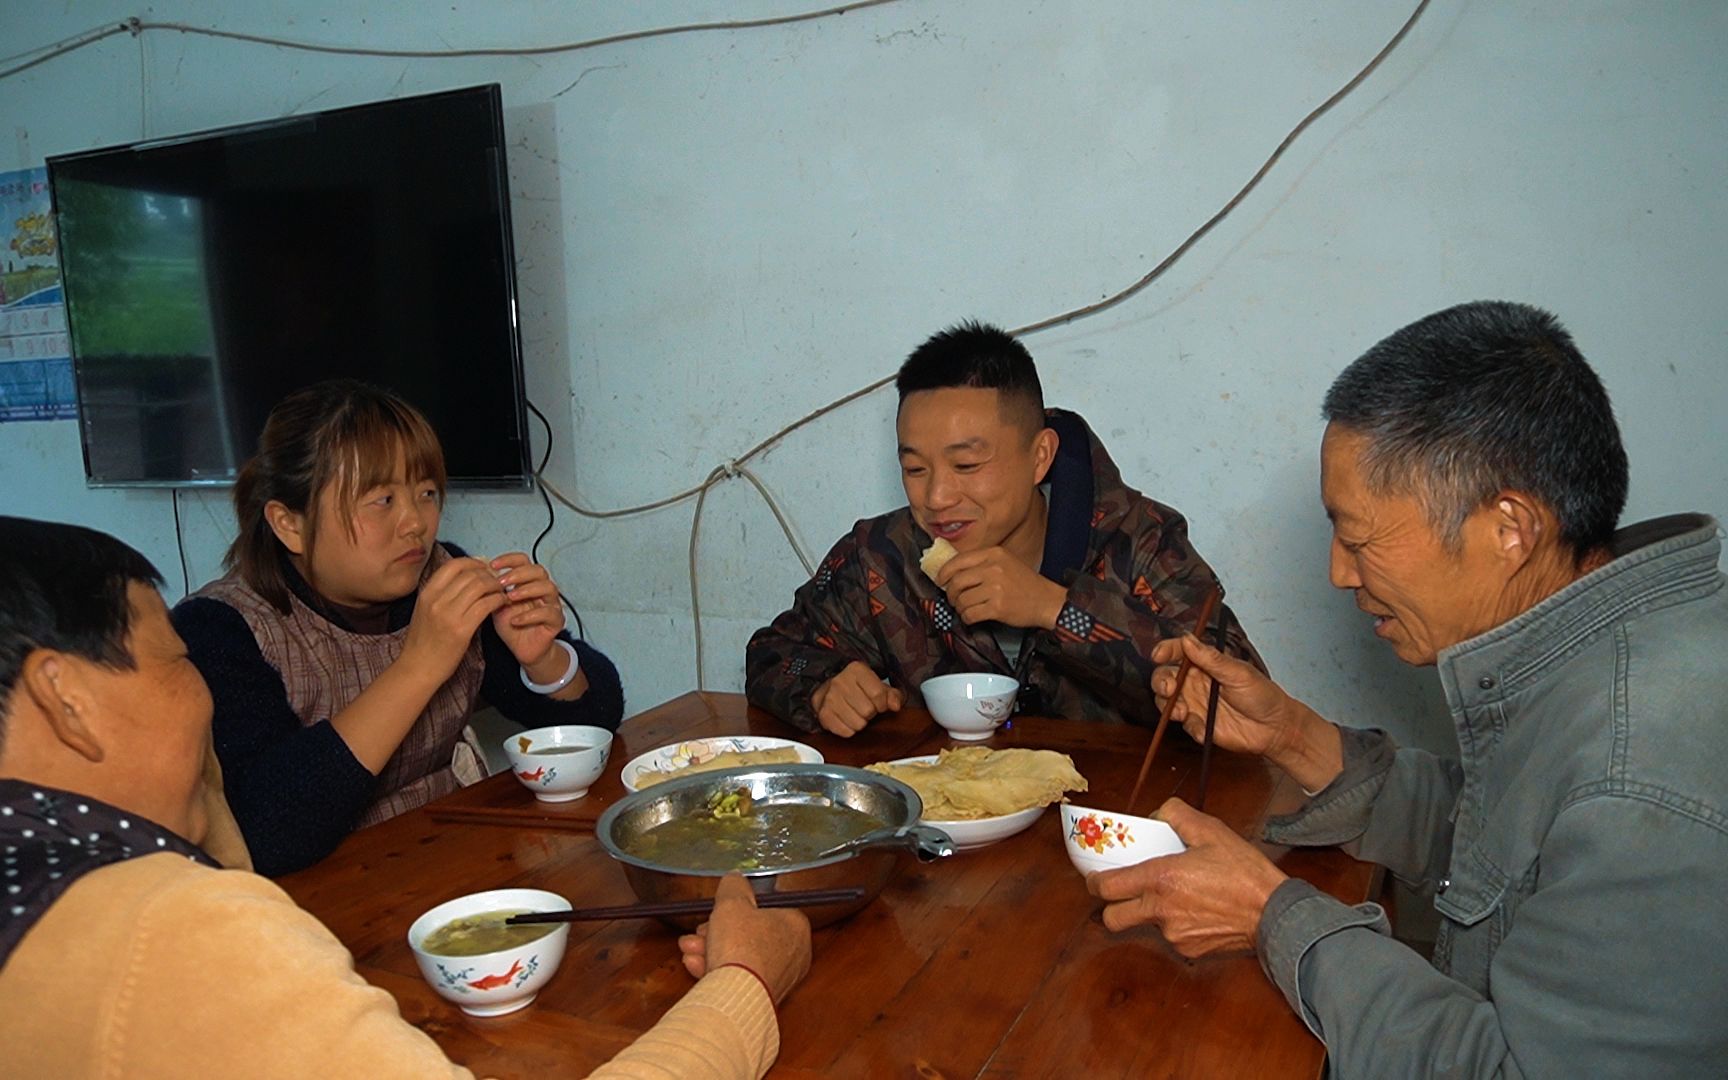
<box><xmin>504</xmin><ymin>886</ymin><xmax>866</xmax><ymax>925</ymax></box>
<box><xmin>1126</xmin><ymin>585</ymin><xmax>1221</xmax><ymax>815</ymax></box>
<box><xmin>1193</xmin><ymin>593</ymin><xmax>1231</xmax><ymax>813</ymax></box>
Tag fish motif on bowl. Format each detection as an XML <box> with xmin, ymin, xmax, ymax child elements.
<box><xmin>434</xmin><ymin>953</ymin><xmax>542</xmax><ymax>994</ymax></box>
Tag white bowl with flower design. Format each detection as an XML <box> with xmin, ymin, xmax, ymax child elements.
<box><xmin>503</xmin><ymin>724</ymin><xmax>613</xmax><ymax>802</ymax></box>
<box><xmin>408</xmin><ymin>887</ymin><xmax>571</xmax><ymax>1016</ymax></box>
<box><xmin>1059</xmin><ymin>803</ymin><xmax>1185</xmax><ymax>876</ymax></box>
<box><xmin>919</xmin><ymin>673</ymin><xmax>1019</xmax><ymax>741</ymax></box>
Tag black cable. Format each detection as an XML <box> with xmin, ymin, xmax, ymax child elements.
<box><xmin>527</xmin><ymin>398</ymin><xmax>555</xmax><ymax>562</ymax></box>
<box><xmin>525</xmin><ymin>398</ymin><xmax>586</xmax><ymax>640</ymax></box>
<box><xmin>171</xmin><ymin>488</ymin><xmax>191</xmax><ymax>599</ymax></box>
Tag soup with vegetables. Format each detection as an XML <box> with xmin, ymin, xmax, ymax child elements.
<box><xmin>621</xmin><ymin>801</ymin><xmax>885</xmax><ymax>871</ymax></box>
<box><xmin>421</xmin><ymin>911</ymin><xmax>559</xmax><ymax>956</ymax></box>
<box><xmin>516</xmin><ymin>736</ymin><xmax>590</xmax><ymax>755</ymax></box>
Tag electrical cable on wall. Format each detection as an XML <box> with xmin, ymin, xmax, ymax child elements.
<box><xmin>0</xmin><ymin>1</ymin><xmax>907</xmax><ymax>81</ymax></box>
<box><xmin>171</xmin><ymin>487</ymin><xmax>191</xmax><ymax>600</ymax></box>
<box><xmin>526</xmin><ymin>397</ymin><xmax>588</xmax><ymax>641</ymax></box>
<box><xmin>7</xmin><ymin>0</ymin><xmax>1432</xmax><ymax>687</ymax></box>
<box><xmin>533</xmin><ymin>0</ymin><xmax>1433</xmax><ymax>685</ymax></box>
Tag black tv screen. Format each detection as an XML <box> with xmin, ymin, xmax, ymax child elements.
<box><xmin>48</xmin><ymin>84</ymin><xmax>531</xmax><ymax>488</ymax></box>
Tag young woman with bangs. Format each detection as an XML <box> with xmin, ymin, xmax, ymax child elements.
<box><xmin>173</xmin><ymin>380</ymin><xmax>623</xmax><ymax>876</ymax></box>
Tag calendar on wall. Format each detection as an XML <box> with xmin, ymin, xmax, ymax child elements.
<box><xmin>0</xmin><ymin>166</ymin><xmax>75</xmax><ymax>422</ymax></box>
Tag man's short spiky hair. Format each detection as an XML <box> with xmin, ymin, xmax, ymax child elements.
<box><xmin>1322</xmin><ymin>300</ymin><xmax>1628</xmax><ymax>557</ymax></box>
<box><xmin>895</xmin><ymin>321</ymin><xmax>1045</xmax><ymax>435</ymax></box>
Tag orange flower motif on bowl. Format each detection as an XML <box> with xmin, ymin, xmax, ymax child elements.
<box><xmin>1068</xmin><ymin>812</ymin><xmax>1135</xmax><ymax>855</ymax></box>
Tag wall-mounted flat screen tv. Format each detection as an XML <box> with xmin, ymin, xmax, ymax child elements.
<box><xmin>48</xmin><ymin>83</ymin><xmax>531</xmax><ymax>489</ymax></box>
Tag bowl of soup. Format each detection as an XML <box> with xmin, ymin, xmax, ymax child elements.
<box><xmin>596</xmin><ymin>764</ymin><xmax>951</xmax><ymax>929</ymax></box>
<box><xmin>503</xmin><ymin>724</ymin><xmax>613</xmax><ymax>802</ymax></box>
<box><xmin>407</xmin><ymin>887</ymin><xmax>572</xmax><ymax>1016</ymax></box>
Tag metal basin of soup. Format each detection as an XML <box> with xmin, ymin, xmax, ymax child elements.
<box><xmin>596</xmin><ymin>764</ymin><xmax>942</xmax><ymax>928</ymax></box>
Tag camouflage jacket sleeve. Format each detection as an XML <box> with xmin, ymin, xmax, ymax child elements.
<box><xmin>1033</xmin><ymin>503</ymin><xmax>1265</xmax><ymax>722</ymax></box>
<box><xmin>745</xmin><ymin>529</ymin><xmax>888</xmax><ymax>733</ymax></box>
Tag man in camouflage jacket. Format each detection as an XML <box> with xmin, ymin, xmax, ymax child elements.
<box><xmin>746</xmin><ymin>323</ymin><xmax>1261</xmax><ymax>736</ymax></box>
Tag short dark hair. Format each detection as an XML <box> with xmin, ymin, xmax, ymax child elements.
<box><xmin>228</xmin><ymin>379</ymin><xmax>446</xmax><ymax>613</ymax></box>
<box><xmin>895</xmin><ymin>321</ymin><xmax>1046</xmax><ymax>434</ymax></box>
<box><xmin>1322</xmin><ymin>300</ymin><xmax>1628</xmax><ymax>557</ymax></box>
<box><xmin>0</xmin><ymin>517</ymin><xmax>164</xmax><ymax>747</ymax></box>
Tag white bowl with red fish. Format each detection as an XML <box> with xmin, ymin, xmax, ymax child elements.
<box><xmin>408</xmin><ymin>887</ymin><xmax>572</xmax><ymax>1016</ymax></box>
<box><xmin>503</xmin><ymin>724</ymin><xmax>613</xmax><ymax>802</ymax></box>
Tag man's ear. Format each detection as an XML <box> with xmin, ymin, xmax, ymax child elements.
<box><xmin>1031</xmin><ymin>427</ymin><xmax>1060</xmax><ymax>486</ymax></box>
<box><xmin>19</xmin><ymin>652</ymin><xmax>107</xmax><ymax>764</ymax></box>
<box><xmin>1489</xmin><ymin>491</ymin><xmax>1550</xmax><ymax>568</ymax></box>
<box><xmin>264</xmin><ymin>500</ymin><xmax>308</xmax><ymax>557</ymax></box>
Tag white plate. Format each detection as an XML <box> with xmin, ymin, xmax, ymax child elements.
<box><xmin>876</xmin><ymin>755</ymin><xmax>1049</xmax><ymax>850</ymax></box>
<box><xmin>620</xmin><ymin>736</ymin><xmax>823</xmax><ymax>792</ymax></box>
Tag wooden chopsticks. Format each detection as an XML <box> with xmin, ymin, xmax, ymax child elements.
<box><xmin>1193</xmin><ymin>594</ymin><xmax>1231</xmax><ymax>813</ymax></box>
<box><xmin>1126</xmin><ymin>586</ymin><xmax>1221</xmax><ymax>815</ymax></box>
<box><xmin>504</xmin><ymin>886</ymin><xmax>866</xmax><ymax>925</ymax></box>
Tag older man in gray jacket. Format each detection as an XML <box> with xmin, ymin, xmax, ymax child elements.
<box><xmin>1089</xmin><ymin>300</ymin><xmax>1728</xmax><ymax>1077</ymax></box>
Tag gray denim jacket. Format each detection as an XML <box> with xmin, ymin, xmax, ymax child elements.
<box><xmin>1255</xmin><ymin>514</ymin><xmax>1728</xmax><ymax>1078</ymax></box>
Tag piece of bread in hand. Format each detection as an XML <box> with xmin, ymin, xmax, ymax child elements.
<box><xmin>919</xmin><ymin>537</ymin><xmax>959</xmax><ymax>580</ymax></box>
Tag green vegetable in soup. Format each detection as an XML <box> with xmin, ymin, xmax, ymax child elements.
<box><xmin>621</xmin><ymin>802</ymin><xmax>884</xmax><ymax>872</ymax></box>
<box><xmin>421</xmin><ymin>910</ymin><xmax>558</xmax><ymax>956</ymax></box>
<box><xmin>707</xmin><ymin>787</ymin><xmax>753</xmax><ymax>819</ymax></box>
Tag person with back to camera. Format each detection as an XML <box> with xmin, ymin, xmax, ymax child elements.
<box><xmin>1087</xmin><ymin>301</ymin><xmax>1728</xmax><ymax>1076</ymax></box>
<box><xmin>0</xmin><ymin>515</ymin><xmax>810</xmax><ymax>1079</ymax></box>
<box><xmin>747</xmin><ymin>321</ymin><xmax>1263</xmax><ymax>737</ymax></box>
<box><xmin>172</xmin><ymin>380</ymin><xmax>625</xmax><ymax>876</ymax></box>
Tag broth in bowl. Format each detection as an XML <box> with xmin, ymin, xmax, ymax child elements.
<box><xmin>619</xmin><ymin>790</ymin><xmax>884</xmax><ymax>871</ymax></box>
<box><xmin>421</xmin><ymin>911</ymin><xmax>559</xmax><ymax>956</ymax></box>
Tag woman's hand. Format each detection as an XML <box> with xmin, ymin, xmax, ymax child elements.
<box><xmin>488</xmin><ymin>552</ymin><xmax>570</xmax><ymax>675</ymax></box>
<box><xmin>400</xmin><ymin>556</ymin><xmax>509</xmax><ymax>678</ymax></box>
<box><xmin>677</xmin><ymin>873</ymin><xmax>812</xmax><ymax>1004</ymax></box>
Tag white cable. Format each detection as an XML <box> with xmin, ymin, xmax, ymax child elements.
<box><xmin>0</xmin><ymin>3</ymin><xmax>907</xmax><ymax>80</ymax></box>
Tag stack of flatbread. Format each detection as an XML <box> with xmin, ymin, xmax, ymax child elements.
<box><xmin>866</xmin><ymin>746</ymin><xmax>1087</xmax><ymax>820</ymax></box>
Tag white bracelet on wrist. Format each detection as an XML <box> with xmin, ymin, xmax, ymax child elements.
<box><xmin>521</xmin><ymin>639</ymin><xmax>580</xmax><ymax>695</ymax></box>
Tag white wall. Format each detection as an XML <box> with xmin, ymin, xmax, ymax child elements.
<box><xmin>2</xmin><ymin>1</ymin><xmax>1724</xmax><ymax>750</ymax></box>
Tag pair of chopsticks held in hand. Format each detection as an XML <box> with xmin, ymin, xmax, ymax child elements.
<box><xmin>1127</xmin><ymin>586</ymin><xmax>1229</xmax><ymax>815</ymax></box>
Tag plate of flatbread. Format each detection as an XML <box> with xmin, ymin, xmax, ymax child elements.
<box><xmin>866</xmin><ymin>747</ymin><xmax>1088</xmax><ymax>850</ymax></box>
<box><xmin>620</xmin><ymin>736</ymin><xmax>824</xmax><ymax>792</ymax></box>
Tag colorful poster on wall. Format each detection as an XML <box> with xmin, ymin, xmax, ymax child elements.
<box><xmin>0</xmin><ymin>166</ymin><xmax>76</xmax><ymax>422</ymax></box>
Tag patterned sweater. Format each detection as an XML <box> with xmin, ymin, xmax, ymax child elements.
<box><xmin>746</xmin><ymin>409</ymin><xmax>1263</xmax><ymax>730</ymax></box>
